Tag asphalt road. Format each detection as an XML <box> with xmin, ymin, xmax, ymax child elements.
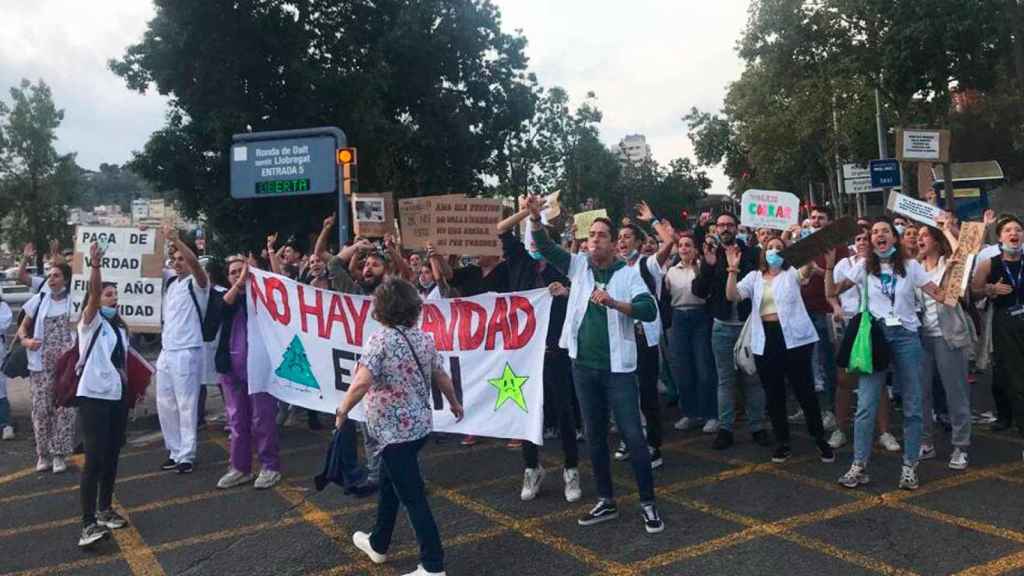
<box><xmin>2</xmin><ymin>373</ymin><xmax>1024</xmax><ymax>576</ymax></box>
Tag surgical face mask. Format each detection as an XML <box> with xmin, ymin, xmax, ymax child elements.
<box><xmin>765</xmin><ymin>250</ymin><xmax>784</xmax><ymax>269</ymax></box>
<box><xmin>100</xmin><ymin>306</ymin><xmax>117</xmax><ymax>319</ymax></box>
<box><xmin>800</xmin><ymin>228</ymin><xmax>813</xmax><ymax>239</ymax></box>
<box><xmin>736</xmin><ymin>233</ymin><xmax>749</xmax><ymax>245</ymax></box>
<box><xmin>623</xmin><ymin>249</ymin><xmax>639</xmax><ymax>261</ymax></box>
<box><xmin>875</xmin><ymin>246</ymin><xmax>897</xmax><ymax>259</ymax></box>
<box><xmin>529</xmin><ymin>251</ymin><xmax>545</xmax><ymax>261</ymax></box>
<box><xmin>1001</xmin><ymin>243</ymin><xmax>1022</xmax><ymax>256</ymax></box>
<box><xmin>894</xmin><ymin>224</ymin><xmax>906</xmax><ymax>236</ymax></box>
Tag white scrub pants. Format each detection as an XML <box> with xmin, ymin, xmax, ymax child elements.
<box><xmin>157</xmin><ymin>347</ymin><xmax>203</xmax><ymax>464</ymax></box>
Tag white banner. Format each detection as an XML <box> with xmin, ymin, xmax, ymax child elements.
<box><xmin>740</xmin><ymin>189</ymin><xmax>800</xmax><ymax>231</ymax></box>
<box><xmin>245</xmin><ymin>268</ymin><xmax>552</xmax><ymax>445</ymax></box>
<box><xmin>77</xmin><ymin>226</ymin><xmax>157</xmax><ymax>254</ymax></box>
<box><xmin>69</xmin><ymin>276</ymin><xmax>163</xmax><ymax>329</ymax></box>
<box><xmin>885</xmin><ymin>191</ymin><xmax>941</xmax><ymax>228</ymax></box>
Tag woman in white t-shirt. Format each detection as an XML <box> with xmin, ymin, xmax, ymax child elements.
<box><xmin>832</xmin><ymin>218</ymin><xmax>950</xmax><ymax>491</ymax></box>
<box><xmin>75</xmin><ymin>242</ymin><xmax>132</xmax><ymax>548</ymax></box>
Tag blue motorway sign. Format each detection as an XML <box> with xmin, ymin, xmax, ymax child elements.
<box><xmin>868</xmin><ymin>159</ymin><xmax>901</xmax><ymax>189</ymax></box>
<box><xmin>230</xmin><ymin>127</ymin><xmax>346</xmax><ymax>199</ymax></box>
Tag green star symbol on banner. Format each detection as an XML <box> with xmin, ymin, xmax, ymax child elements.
<box><xmin>488</xmin><ymin>363</ymin><xmax>529</xmax><ymax>413</ymax></box>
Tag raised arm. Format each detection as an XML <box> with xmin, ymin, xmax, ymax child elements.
<box><xmin>635</xmin><ymin>201</ymin><xmax>675</xmax><ymax>268</ymax></box>
<box><xmin>16</xmin><ymin>243</ymin><xmax>35</xmax><ymax>286</ymax></box>
<box><xmin>528</xmin><ymin>195</ymin><xmax>572</xmax><ymax>273</ymax></box>
<box><xmin>82</xmin><ymin>242</ymin><xmax>104</xmax><ymax>326</ymax></box>
<box><xmin>314</xmin><ymin>213</ymin><xmax>337</xmax><ymax>262</ymax></box>
<box><xmin>497</xmin><ymin>196</ymin><xmax>533</xmax><ymax>235</ymax></box>
<box><xmin>427</xmin><ymin>243</ymin><xmax>451</xmax><ymax>291</ymax></box>
<box><xmin>724</xmin><ymin>246</ymin><xmax>743</xmax><ymax>302</ymax></box>
<box><xmin>266</xmin><ymin>233</ymin><xmax>283</xmax><ymax>275</ymax></box>
<box><xmin>223</xmin><ymin>262</ymin><xmax>248</xmax><ymax>306</ymax></box>
<box><xmin>384</xmin><ymin>234</ymin><xmax>413</xmax><ymax>281</ymax></box>
<box><xmin>164</xmin><ymin>223</ymin><xmax>208</xmax><ymax>289</ymax></box>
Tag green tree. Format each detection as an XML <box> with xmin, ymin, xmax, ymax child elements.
<box><xmin>0</xmin><ymin>79</ymin><xmax>78</xmax><ymax>261</ymax></box>
<box><xmin>112</xmin><ymin>0</ymin><xmax>537</xmax><ymax>255</ymax></box>
<box><xmin>77</xmin><ymin>163</ymin><xmax>160</xmax><ymax>211</ymax></box>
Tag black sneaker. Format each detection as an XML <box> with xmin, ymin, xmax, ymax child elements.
<box><xmin>160</xmin><ymin>458</ymin><xmax>177</xmax><ymax>471</ymax></box>
<box><xmin>752</xmin><ymin>430</ymin><xmax>773</xmax><ymax>447</ymax></box>
<box><xmin>78</xmin><ymin>523</ymin><xmax>110</xmax><ymax>548</ymax></box>
<box><xmin>176</xmin><ymin>462</ymin><xmax>194</xmax><ymax>474</ymax></box>
<box><xmin>711</xmin><ymin>429</ymin><xmax>734</xmax><ymax>450</ymax></box>
<box><xmin>578</xmin><ymin>499</ymin><xmax>619</xmax><ymax>526</ymax></box>
<box><xmin>96</xmin><ymin>509</ymin><xmax>127</xmax><ymax>530</ymax></box>
<box><xmin>649</xmin><ymin>448</ymin><xmax>663</xmax><ymax>470</ymax></box>
<box><xmin>641</xmin><ymin>503</ymin><xmax>664</xmax><ymax>534</ymax></box>
<box><xmin>771</xmin><ymin>445</ymin><xmax>791</xmax><ymax>463</ymax></box>
<box><xmin>991</xmin><ymin>419</ymin><xmax>1012</xmax><ymax>432</ymax></box>
<box><xmin>817</xmin><ymin>440</ymin><xmax>836</xmax><ymax>463</ymax></box>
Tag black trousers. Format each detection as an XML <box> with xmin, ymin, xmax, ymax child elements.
<box><xmin>636</xmin><ymin>330</ymin><xmax>662</xmax><ymax>450</ymax></box>
<box><xmin>523</xmin><ymin>350</ymin><xmax>579</xmax><ymax>469</ymax></box>
<box><xmin>79</xmin><ymin>395</ymin><xmax>130</xmax><ymax>525</ymax></box>
<box><xmin>752</xmin><ymin>321</ymin><xmax>824</xmax><ymax>446</ymax></box>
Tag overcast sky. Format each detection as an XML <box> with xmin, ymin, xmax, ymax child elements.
<box><xmin>1</xmin><ymin>0</ymin><xmax>748</xmax><ymax>195</ymax></box>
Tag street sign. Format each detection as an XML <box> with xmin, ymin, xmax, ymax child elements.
<box><xmin>842</xmin><ymin>163</ymin><xmax>881</xmax><ymax>194</ymax></box>
<box><xmin>230</xmin><ymin>127</ymin><xmax>346</xmax><ymax>199</ymax></box>
<box><xmin>869</xmin><ymin>159</ymin><xmax>901</xmax><ymax>188</ymax></box>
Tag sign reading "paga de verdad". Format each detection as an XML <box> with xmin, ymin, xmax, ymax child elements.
<box><xmin>740</xmin><ymin>189</ymin><xmax>800</xmax><ymax>231</ymax></box>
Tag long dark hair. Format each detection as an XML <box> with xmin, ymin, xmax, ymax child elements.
<box><xmin>83</xmin><ymin>281</ymin><xmax>129</xmax><ymax>332</ymax></box>
<box><xmin>918</xmin><ymin>226</ymin><xmax>951</xmax><ymax>259</ymax></box>
<box><xmin>866</xmin><ymin>216</ymin><xmax>907</xmax><ymax>277</ymax></box>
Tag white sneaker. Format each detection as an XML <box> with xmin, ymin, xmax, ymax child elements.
<box><xmin>352</xmin><ymin>531</ymin><xmax>387</xmax><ymax>564</ymax></box>
<box><xmin>217</xmin><ymin>468</ymin><xmax>254</xmax><ymax>489</ymax></box>
<box><xmin>563</xmin><ymin>468</ymin><xmax>582</xmax><ymax>503</ymax></box>
<box><xmin>520</xmin><ymin>466</ymin><xmax>546</xmax><ymax>501</ymax></box>
<box><xmin>948</xmin><ymin>448</ymin><xmax>968</xmax><ymax>470</ymax></box>
<box><xmin>254</xmin><ymin>469</ymin><xmax>282</xmax><ymax>490</ymax></box>
<box><xmin>36</xmin><ymin>457</ymin><xmax>50</xmax><ymax>472</ymax></box>
<box><xmin>673</xmin><ymin>417</ymin><xmax>699</xmax><ymax>431</ymax></box>
<box><xmin>402</xmin><ymin>565</ymin><xmax>446</xmax><ymax>576</ymax></box>
<box><xmin>821</xmin><ymin>411</ymin><xmax>837</xmax><ymax>432</ymax></box>
<box><xmin>878</xmin><ymin>432</ymin><xmax>901</xmax><ymax>452</ymax></box>
<box><xmin>827</xmin><ymin>429</ymin><xmax>847</xmax><ymax>449</ymax></box>
<box><xmin>1</xmin><ymin>425</ymin><xmax>13</xmax><ymax>440</ymax></box>
<box><xmin>52</xmin><ymin>457</ymin><xmax>68</xmax><ymax>474</ymax></box>
<box><xmin>702</xmin><ymin>419</ymin><xmax>720</xmax><ymax>434</ymax></box>
<box><xmin>788</xmin><ymin>409</ymin><xmax>805</xmax><ymax>423</ymax></box>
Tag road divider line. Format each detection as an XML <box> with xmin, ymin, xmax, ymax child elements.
<box><xmin>110</xmin><ymin>497</ymin><xmax>167</xmax><ymax>576</ymax></box>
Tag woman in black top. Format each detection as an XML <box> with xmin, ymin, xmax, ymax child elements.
<box><xmin>972</xmin><ymin>215</ymin><xmax>1024</xmax><ymax>434</ymax></box>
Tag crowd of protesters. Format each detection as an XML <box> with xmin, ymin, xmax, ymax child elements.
<box><xmin>2</xmin><ymin>193</ymin><xmax>1022</xmax><ymax>576</ymax></box>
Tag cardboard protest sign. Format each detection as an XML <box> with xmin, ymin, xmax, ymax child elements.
<box><xmin>886</xmin><ymin>191</ymin><xmax>942</xmax><ymax>228</ymax></box>
<box><xmin>245</xmin><ymin>268</ymin><xmax>552</xmax><ymax>444</ymax></box>
<box><xmin>352</xmin><ymin>193</ymin><xmax>395</xmax><ymax>238</ymax></box>
<box><xmin>779</xmin><ymin>217</ymin><xmax>860</xmax><ymax>268</ymax></box>
<box><xmin>71</xmin><ymin>226</ymin><xmax>164</xmax><ymax>333</ymax></box>
<box><xmin>897</xmin><ymin>128</ymin><xmax>951</xmax><ymax>163</ymax></box>
<box><xmin>574</xmin><ymin>209</ymin><xmax>609</xmax><ymax>239</ymax></box>
<box><xmin>430</xmin><ymin>197</ymin><xmax>502</xmax><ymax>257</ymax></box>
<box><xmin>940</xmin><ymin>221</ymin><xmax>985</xmax><ymax>304</ymax></box>
<box><xmin>741</xmin><ymin>190</ymin><xmax>800</xmax><ymax>231</ymax></box>
<box><xmin>397</xmin><ymin>194</ymin><xmax>465</xmax><ymax>250</ymax></box>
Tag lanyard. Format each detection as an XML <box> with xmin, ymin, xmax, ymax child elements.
<box><xmin>1002</xmin><ymin>259</ymin><xmax>1024</xmax><ymax>305</ymax></box>
<box><xmin>879</xmin><ymin>271</ymin><xmax>897</xmax><ymax>313</ymax></box>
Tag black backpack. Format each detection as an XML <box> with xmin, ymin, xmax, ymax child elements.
<box><xmin>638</xmin><ymin>256</ymin><xmax>672</xmax><ymax>331</ymax></box>
<box><xmin>165</xmin><ymin>276</ymin><xmax>221</xmax><ymax>343</ymax></box>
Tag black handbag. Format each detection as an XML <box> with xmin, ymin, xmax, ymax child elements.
<box><xmin>1</xmin><ymin>338</ymin><xmax>29</xmax><ymax>379</ymax></box>
<box><xmin>836</xmin><ymin>281</ymin><xmax>891</xmax><ymax>373</ymax></box>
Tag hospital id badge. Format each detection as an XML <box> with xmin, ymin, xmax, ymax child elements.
<box><xmin>1010</xmin><ymin>305</ymin><xmax>1024</xmax><ymax>317</ymax></box>
<box><xmin>884</xmin><ymin>314</ymin><xmax>901</xmax><ymax>327</ymax></box>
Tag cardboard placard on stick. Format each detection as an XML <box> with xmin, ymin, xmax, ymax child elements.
<box><xmin>940</xmin><ymin>221</ymin><xmax>985</xmax><ymax>304</ymax></box>
<box><xmin>896</xmin><ymin>128</ymin><xmax>951</xmax><ymax>163</ymax></box>
<box><xmin>886</xmin><ymin>191</ymin><xmax>942</xmax><ymax>228</ymax></box>
<box><xmin>573</xmin><ymin>209</ymin><xmax>608</xmax><ymax>239</ymax></box>
<box><xmin>352</xmin><ymin>193</ymin><xmax>395</xmax><ymax>238</ymax></box>
<box><xmin>779</xmin><ymin>217</ymin><xmax>860</xmax><ymax>268</ymax></box>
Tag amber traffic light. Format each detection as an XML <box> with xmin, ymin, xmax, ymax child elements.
<box><xmin>336</xmin><ymin>148</ymin><xmax>357</xmax><ymax>165</ymax></box>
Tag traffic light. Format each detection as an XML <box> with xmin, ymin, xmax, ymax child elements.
<box><xmin>337</xmin><ymin>147</ymin><xmax>357</xmax><ymax>166</ymax></box>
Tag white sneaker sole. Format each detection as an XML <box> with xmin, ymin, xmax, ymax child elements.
<box><xmin>78</xmin><ymin>530</ymin><xmax>110</xmax><ymax>548</ymax></box>
<box><xmin>217</xmin><ymin>476</ymin><xmax>254</xmax><ymax>489</ymax></box>
<box><xmin>645</xmin><ymin>522</ymin><xmax>665</xmax><ymax>534</ymax></box>
<box><xmin>352</xmin><ymin>532</ymin><xmax>387</xmax><ymax>564</ymax></box>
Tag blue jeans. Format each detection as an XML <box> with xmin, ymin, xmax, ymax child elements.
<box><xmin>0</xmin><ymin>397</ymin><xmax>9</xmax><ymax>428</ymax></box>
<box><xmin>810</xmin><ymin>312</ymin><xmax>837</xmax><ymax>409</ymax></box>
<box><xmin>369</xmin><ymin>437</ymin><xmax>444</xmax><ymax>573</ymax></box>
<box><xmin>711</xmin><ymin>320</ymin><xmax>765</xmax><ymax>432</ymax></box>
<box><xmin>670</xmin><ymin>309</ymin><xmax>717</xmax><ymax>420</ymax></box>
<box><xmin>852</xmin><ymin>326</ymin><xmax>924</xmax><ymax>467</ymax></box>
<box><xmin>572</xmin><ymin>364</ymin><xmax>655</xmax><ymax>503</ymax></box>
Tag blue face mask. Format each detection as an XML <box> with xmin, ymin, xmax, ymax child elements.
<box><xmin>1002</xmin><ymin>244</ymin><xmax>1022</xmax><ymax>256</ymax></box>
<box><xmin>736</xmin><ymin>233</ymin><xmax>749</xmax><ymax>245</ymax></box>
<box><xmin>765</xmin><ymin>250</ymin><xmax>784</xmax><ymax>269</ymax></box>
<box><xmin>800</xmin><ymin>228</ymin><xmax>813</xmax><ymax>239</ymax></box>
<box><xmin>894</xmin><ymin>225</ymin><xmax>906</xmax><ymax>236</ymax></box>
<box><xmin>100</xmin><ymin>306</ymin><xmax>117</xmax><ymax>319</ymax></box>
<box><xmin>875</xmin><ymin>246</ymin><xmax>897</xmax><ymax>259</ymax></box>
<box><xmin>529</xmin><ymin>251</ymin><xmax>545</xmax><ymax>261</ymax></box>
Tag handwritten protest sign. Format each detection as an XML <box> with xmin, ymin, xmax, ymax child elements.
<box><xmin>779</xmin><ymin>217</ymin><xmax>860</xmax><ymax>268</ymax></box>
<box><xmin>71</xmin><ymin>226</ymin><xmax>164</xmax><ymax>333</ymax></box>
<box><xmin>352</xmin><ymin>193</ymin><xmax>395</xmax><ymax>238</ymax></box>
<box><xmin>397</xmin><ymin>194</ymin><xmax>465</xmax><ymax>250</ymax></box>
<box><xmin>741</xmin><ymin>190</ymin><xmax>800</xmax><ymax>231</ymax></box>
<box><xmin>573</xmin><ymin>209</ymin><xmax>609</xmax><ymax>239</ymax></box>
<box><xmin>430</xmin><ymin>197</ymin><xmax>502</xmax><ymax>257</ymax></box>
<box><xmin>245</xmin><ymin>268</ymin><xmax>552</xmax><ymax>444</ymax></box>
<box><xmin>886</xmin><ymin>192</ymin><xmax>942</xmax><ymax>227</ymax></box>
<box><xmin>940</xmin><ymin>221</ymin><xmax>985</xmax><ymax>304</ymax></box>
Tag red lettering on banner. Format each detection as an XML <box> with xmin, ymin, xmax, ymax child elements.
<box><xmin>485</xmin><ymin>297</ymin><xmax>511</xmax><ymax>350</ymax></box>
<box><xmin>250</xmin><ymin>275</ymin><xmax>290</xmax><ymax>326</ymax></box>
<box><xmin>325</xmin><ymin>294</ymin><xmax>354</xmax><ymax>343</ymax></box>
<box><xmin>505</xmin><ymin>295</ymin><xmax>536</xmax><ymax>349</ymax></box>
<box><xmin>296</xmin><ymin>285</ymin><xmax>325</xmax><ymax>336</ymax></box>
<box><xmin>344</xmin><ymin>295</ymin><xmax>371</xmax><ymax>346</ymax></box>
<box><xmin>421</xmin><ymin>304</ymin><xmax>454</xmax><ymax>351</ymax></box>
<box><xmin>455</xmin><ymin>300</ymin><xmax>487</xmax><ymax>350</ymax></box>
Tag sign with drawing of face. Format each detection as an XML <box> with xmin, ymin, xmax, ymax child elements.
<box><xmin>352</xmin><ymin>193</ymin><xmax>395</xmax><ymax>238</ymax></box>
